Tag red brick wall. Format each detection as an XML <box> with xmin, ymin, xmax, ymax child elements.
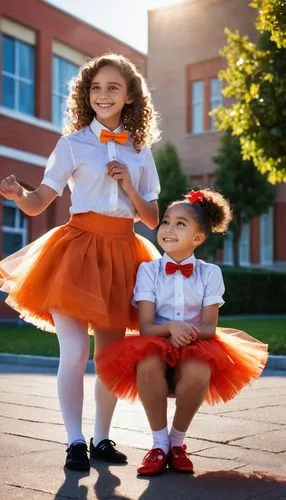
<box><xmin>250</xmin><ymin>217</ymin><xmax>260</xmax><ymax>264</ymax></box>
<box><xmin>0</xmin><ymin>0</ymin><xmax>145</xmax><ymax>68</ymax></box>
<box><xmin>148</xmin><ymin>0</ymin><xmax>286</xmax><ymax>264</ymax></box>
<box><xmin>148</xmin><ymin>0</ymin><xmax>257</xmax><ymax>174</ymax></box>
<box><xmin>0</xmin><ymin>116</ymin><xmax>60</xmax><ymax>157</ymax></box>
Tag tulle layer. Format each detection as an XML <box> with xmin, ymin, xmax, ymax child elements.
<box><xmin>0</xmin><ymin>212</ymin><xmax>160</xmax><ymax>333</ymax></box>
<box><xmin>95</xmin><ymin>328</ymin><xmax>268</xmax><ymax>405</ymax></box>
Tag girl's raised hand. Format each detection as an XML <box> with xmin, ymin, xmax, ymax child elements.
<box><xmin>106</xmin><ymin>161</ymin><xmax>134</xmax><ymax>195</ymax></box>
<box><xmin>0</xmin><ymin>175</ymin><xmax>23</xmax><ymax>201</ymax></box>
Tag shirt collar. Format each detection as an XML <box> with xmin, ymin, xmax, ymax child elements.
<box><xmin>162</xmin><ymin>252</ymin><xmax>196</xmax><ymax>273</ymax></box>
<box><xmin>89</xmin><ymin>117</ymin><xmax>123</xmax><ymax>140</ymax></box>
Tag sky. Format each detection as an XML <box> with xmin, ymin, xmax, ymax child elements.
<box><xmin>45</xmin><ymin>0</ymin><xmax>183</xmax><ymax>53</ymax></box>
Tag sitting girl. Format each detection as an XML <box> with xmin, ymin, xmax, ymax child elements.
<box><xmin>95</xmin><ymin>189</ymin><xmax>268</xmax><ymax>476</ymax></box>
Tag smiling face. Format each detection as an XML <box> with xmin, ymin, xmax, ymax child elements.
<box><xmin>89</xmin><ymin>64</ymin><xmax>132</xmax><ymax>130</ymax></box>
<box><xmin>157</xmin><ymin>203</ymin><xmax>206</xmax><ymax>262</ymax></box>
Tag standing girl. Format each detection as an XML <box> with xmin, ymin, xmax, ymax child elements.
<box><xmin>0</xmin><ymin>54</ymin><xmax>161</xmax><ymax>471</ymax></box>
<box><xmin>96</xmin><ymin>189</ymin><xmax>268</xmax><ymax>476</ymax></box>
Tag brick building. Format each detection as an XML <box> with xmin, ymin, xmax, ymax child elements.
<box><xmin>0</xmin><ymin>0</ymin><xmax>145</xmax><ymax>319</ymax></box>
<box><xmin>148</xmin><ymin>0</ymin><xmax>286</xmax><ymax>268</ymax></box>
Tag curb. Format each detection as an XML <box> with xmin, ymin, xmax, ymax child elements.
<box><xmin>0</xmin><ymin>353</ymin><xmax>285</xmax><ymax>371</ymax></box>
<box><xmin>0</xmin><ymin>353</ymin><xmax>95</xmax><ymax>372</ymax></box>
<box><xmin>266</xmin><ymin>355</ymin><xmax>286</xmax><ymax>371</ymax></box>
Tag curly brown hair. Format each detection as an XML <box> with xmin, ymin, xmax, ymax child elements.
<box><xmin>64</xmin><ymin>53</ymin><xmax>160</xmax><ymax>152</ymax></box>
<box><xmin>170</xmin><ymin>189</ymin><xmax>232</xmax><ymax>235</ymax></box>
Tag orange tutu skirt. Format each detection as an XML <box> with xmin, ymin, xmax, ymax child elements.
<box><xmin>95</xmin><ymin>329</ymin><xmax>268</xmax><ymax>405</ymax></box>
<box><xmin>0</xmin><ymin>212</ymin><xmax>159</xmax><ymax>333</ymax></box>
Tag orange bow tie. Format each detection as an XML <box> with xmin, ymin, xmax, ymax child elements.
<box><xmin>165</xmin><ymin>261</ymin><xmax>194</xmax><ymax>278</ymax></box>
<box><xmin>99</xmin><ymin>129</ymin><xmax>128</xmax><ymax>145</ymax></box>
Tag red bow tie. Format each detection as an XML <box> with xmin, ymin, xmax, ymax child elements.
<box><xmin>165</xmin><ymin>261</ymin><xmax>194</xmax><ymax>278</ymax></box>
<box><xmin>99</xmin><ymin>129</ymin><xmax>128</xmax><ymax>145</ymax></box>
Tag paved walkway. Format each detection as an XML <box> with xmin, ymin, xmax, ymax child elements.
<box><xmin>0</xmin><ymin>363</ymin><xmax>286</xmax><ymax>499</ymax></box>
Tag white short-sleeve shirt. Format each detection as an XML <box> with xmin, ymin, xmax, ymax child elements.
<box><xmin>42</xmin><ymin>118</ymin><xmax>160</xmax><ymax>218</ymax></box>
<box><xmin>133</xmin><ymin>253</ymin><xmax>225</xmax><ymax>326</ymax></box>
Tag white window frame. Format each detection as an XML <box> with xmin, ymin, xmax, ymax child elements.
<box><xmin>260</xmin><ymin>207</ymin><xmax>274</xmax><ymax>265</ymax></box>
<box><xmin>191</xmin><ymin>80</ymin><xmax>204</xmax><ymax>135</ymax></box>
<box><xmin>0</xmin><ymin>18</ymin><xmax>36</xmax><ymax>44</ymax></box>
<box><xmin>2</xmin><ymin>34</ymin><xmax>35</xmax><ymax>115</ymax></box>
<box><xmin>52</xmin><ymin>41</ymin><xmax>87</xmax><ymax>66</ymax></box>
<box><xmin>210</xmin><ymin>78</ymin><xmax>222</xmax><ymax>131</ymax></box>
<box><xmin>2</xmin><ymin>200</ymin><xmax>28</xmax><ymax>257</ymax></box>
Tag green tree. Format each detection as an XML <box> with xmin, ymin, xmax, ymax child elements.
<box><xmin>213</xmin><ymin>131</ymin><xmax>276</xmax><ymax>267</ymax></box>
<box><xmin>154</xmin><ymin>142</ymin><xmax>188</xmax><ymax>218</ymax></box>
<box><xmin>254</xmin><ymin>0</ymin><xmax>286</xmax><ymax>48</ymax></box>
<box><xmin>213</xmin><ymin>0</ymin><xmax>286</xmax><ymax>183</ymax></box>
<box><xmin>196</xmin><ymin>231</ymin><xmax>225</xmax><ymax>262</ymax></box>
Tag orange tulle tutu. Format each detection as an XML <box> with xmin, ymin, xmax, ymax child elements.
<box><xmin>0</xmin><ymin>212</ymin><xmax>159</xmax><ymax>333</ymax></box>
<box><xmin>95</xmin><ymin>329</ymin><xmax>268</xmax><ymax>405</ymax></box>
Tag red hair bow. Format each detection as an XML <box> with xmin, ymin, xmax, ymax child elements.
<box><xmin>186</xmin><ymin>190</ymin><xmax>204</xmax><ymax>204</ymax></box>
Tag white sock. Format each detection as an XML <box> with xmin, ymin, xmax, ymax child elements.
<box><xmin>169</xmin><ymin>426</ymin><xmax>186</xmax><ymax>448</ymax></box>
<box><xmin>93</xmin><ymin>376</ymin><xmax>117</xmax><ymax>446</ymax></box>
<box><xmin>52</xmin><ymin>310</ymin><xmax>89</xmax><ymax>446</ymax></box>
<box><xmin>152</xmin><ymin>426</ymin><xmax>169</xmax><ymax>455</ymax></box>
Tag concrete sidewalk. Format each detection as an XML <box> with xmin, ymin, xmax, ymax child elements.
<box><xmin>0</xmin><ymin>364</ymin><xmax>285</xmax><ymax>499</ymax></box>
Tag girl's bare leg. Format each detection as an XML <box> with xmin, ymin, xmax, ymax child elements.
<box><xmin>137</xmin><ymin>355</ymin><xmax>169</xmax><ymax>453</ymax></box>
<box><xmin>137</xmin><ymin>355</ymin><xmax>168</xmax><ymax>430</ymax></box>
<box><xmin>172</xmin><ymin>359</ymin><xmax>211</xmax><ymax>432</ymax></box>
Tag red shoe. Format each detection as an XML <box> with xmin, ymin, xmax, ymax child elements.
<box><xmin>169</xmin><ymin>445</ymin><xmax>194</xmax><ymax>473</ymax></box>
<box><xmin>137</xmin><ymin>448</ymin><xmax>169</xmax><ymax>476</ymax></box>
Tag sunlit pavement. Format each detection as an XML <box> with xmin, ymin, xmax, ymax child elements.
<box><xmin>0</xmin><ymin>364</ymin><xmax>285</xmax><ymax>499</ymax></box>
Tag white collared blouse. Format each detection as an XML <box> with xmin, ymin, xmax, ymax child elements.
<box><xmin>42</xmin><ymin>118</ymin><xmax>160</xmax><ymax>218</ymax></box>
<box><xmin>133</xmin><ymin>253</ymin><xmax>225</xmax><ymax>326</ymax></box>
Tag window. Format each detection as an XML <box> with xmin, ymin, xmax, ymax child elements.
<box><xmin>239</xmin><ymin>223</ymin><xmax>250</xmax><ymax>266</ymax></box>
<box><xmin>223</xmin><ymin>224</ymin><xmax>250</xmax><ymax>266</ymax></box>
<box><xmin>260</xmin><ymin>208</ymin><xmax>273</xmax><ymax>265</ymax></box>
<box><xmin>191</xmin><ymin>80</ymin><xmax>204</xmax><ymax>134</ymax></box>
<box><xmin>1</xmin><ymin>35</ymin><xmax>35</xmax><ymax>115</ymax></box>
<box><xmin>2</xmin><ymin>200</ymin><xmax>28</xmax><ymax>257</ymax></box>
<box><xmin>210</xmin><ymin>78</ymin><xmax>222</xmax><ymax>130</ymax></box>
<box><xmin>52</xmin><ymin>56</ymin><xmax>79</xmax><ymax>127</ymax></box>
<box><xmin>223</xmin><ymin>232</ymin><xmax>233</xmax><ymax>265</ymax></box>
<box><xmin>187</xmin><ymin>59</ymin><xmax>223</xmax><ymax>134</ymax></box>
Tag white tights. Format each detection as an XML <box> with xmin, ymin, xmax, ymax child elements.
<box><xmin>52</xmin><ymin>310</ymin><xmax>117</xmax><ymax>446</ymax></box>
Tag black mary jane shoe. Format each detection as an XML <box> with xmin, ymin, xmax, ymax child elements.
<box><xmin>65</xmin><ymin>442</ymin><xmax>90</xmax><ymax>471</ymax></box>
<box><xmin>90</xmin><ymin>438</ymin><xmax>127</xmax><ymax>464</ymax></box>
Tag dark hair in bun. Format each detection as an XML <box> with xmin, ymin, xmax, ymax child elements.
<box><xmin>169</xmin><ymin>189</ymin><xmax>232</xmax><ymax>235</ymax></box>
